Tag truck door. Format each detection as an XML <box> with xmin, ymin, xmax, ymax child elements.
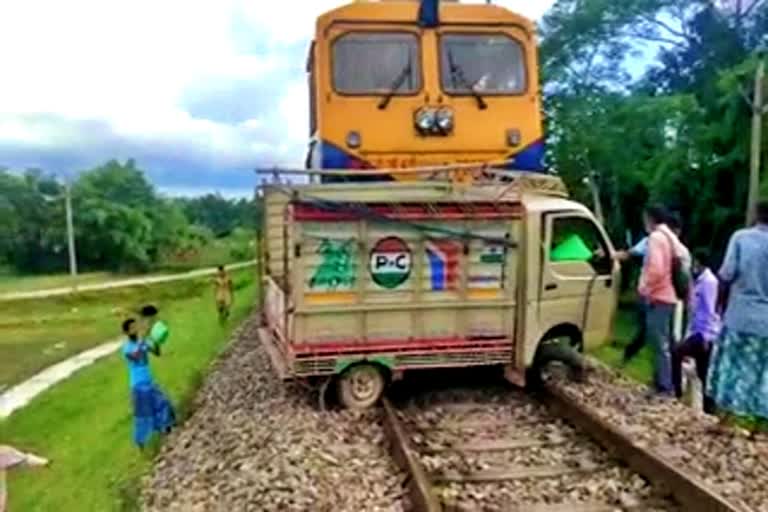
<box><xmin>539</xmin><ymin>213</ymin><xmax>618</xmax><ymax>351</ymax></box>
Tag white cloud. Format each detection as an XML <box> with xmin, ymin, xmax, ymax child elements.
<box><xmin>0</xmin><ymin>0</ymin><xmax>555</xmax><ymax>189</ymax></box>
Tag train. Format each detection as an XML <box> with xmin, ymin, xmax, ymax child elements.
<box><xmin>304</xmin><ymin>0</ymin><xmax>546</xmax><ymax>179</ymax></box>
<box><xmin>257</xmin><ymin>1</ymin><xmax>619</xmax><ymax>409</ymax></box>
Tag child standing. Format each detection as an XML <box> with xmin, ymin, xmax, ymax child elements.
<box><xmin>122</xmin><ymin>318</ymin><xmax>175</xmax><ymax>449</ymax></box>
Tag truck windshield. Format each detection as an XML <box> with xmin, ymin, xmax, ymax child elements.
<box><xmin>332</xmin><ymin>32</ymin><xmax>420</xmax><ymax>95</ymax></box>
<box><xmin>440</xmin><ymin>34</ymin><xmax>526</xmax><ymax>95</ymax></box>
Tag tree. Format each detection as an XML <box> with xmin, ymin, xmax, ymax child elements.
<box><xmin>0</xmin><ymin>159</ymin><xmax>259</xmax><ymax>274</ymax></box>
<box><xmin>541</xmin><ymin>0</ymin><xmax>768</xmax><ymax>256</ymax></box>
<box><xmin>177</xmin><ymin>194</ymin><xmax>260</xmax><ymax>236</ymax></box>
<box><xmin>72</xmin><ymin>160</ymin><xmax>187</xmax><ymax>271</ymax></box>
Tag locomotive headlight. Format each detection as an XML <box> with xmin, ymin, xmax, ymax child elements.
<box><xmin>506</xmin><ymin>128</ymin><xmax>522</xmax><ymax>147</ymax></box>
<box><xmin>415</xmin><ymin>108</ymin><xmax>437</xmax><ymax>133</ymax></box>
<box><xmin>435</xmin><ymin>108</ymin><xmax>454</xmax><ymax>133</ymax></box>
<box><xmin>346</xmin><ymin>130</ymin><xmax>361</xmax><ymax>149</ymax></box>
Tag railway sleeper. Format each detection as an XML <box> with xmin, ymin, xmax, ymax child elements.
<box><xmin>420</xmin><ymin>437</ymin><xmax>572</xmax><ymax>453</ymax></box>
<box><xmin>443</xmin><ymin>501</ymin><xmax>675</xmax><ymax>512</ymax></box>
<box><xmin>433</xmin><ymin>463</ymin><xmax>608</xmax><ymax>483</ymax></box>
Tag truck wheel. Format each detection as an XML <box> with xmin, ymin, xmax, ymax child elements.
<box><xmin>337</xmin><ymin>364</ymin><xmax>385</xmax><ymax>409</ymax></box>
<box><xmin>528</xmin><ymin>335</ymin><xmax>585</xmax><ymax>389</ymax></box>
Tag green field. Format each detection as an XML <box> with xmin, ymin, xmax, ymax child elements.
<box><xmin>0</xmin><ymin>271</ymin><xmax>119</xmax><ymax>294</ymax></box>
<box><xmin>0</xmin><ymin>268</ymin><xmax>254</xmax><ymax>390</ymax></box>
<box><xmin>0</xmin><ymin>276</ymin><xmax>256</xmax><ymax>512</ymax></box>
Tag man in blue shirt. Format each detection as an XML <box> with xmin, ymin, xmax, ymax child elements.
<box><xmin>616</xmin><ymin>235</ymin><xmax>650</xmax><ymax>364</ymax></box>
<box><xmin>122</xmin><ymin>318</ymin><xmax>175</xmax><ymax>449</ymax></box>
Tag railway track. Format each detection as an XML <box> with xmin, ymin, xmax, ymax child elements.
<box><xmin>382</xmin><ymin>377</ymin><xmax>744</xmax><ymax>512</ymax></box>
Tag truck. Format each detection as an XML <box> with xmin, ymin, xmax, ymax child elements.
<box><xmin>257</xmin><ymin>169</ymin><xmax>619</xmax><ymax>408</ymax></box>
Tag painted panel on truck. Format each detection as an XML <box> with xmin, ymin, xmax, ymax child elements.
<box><xmin>292</xmin><ymin>215</ymin><xmax>520</xmax><ymax>347</ymax></box>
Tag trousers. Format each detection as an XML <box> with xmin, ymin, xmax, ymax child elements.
<box><xmin>647</xmin><ymin>302</ymin><xmax>676</xmax><ymax>394</ymax></box>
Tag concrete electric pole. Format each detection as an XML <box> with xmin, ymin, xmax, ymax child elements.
<box><xmin>747</xmin><ymin>52</ymin><xmax>766</xmax><ymax>226</ymax></box>
<box><xmin>64</xmin><ymin>180</ymin><xmax>78</xmax><ymax>284</ymax></box>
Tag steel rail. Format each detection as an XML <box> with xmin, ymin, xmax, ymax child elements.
<box><xmin>540</xmin><ymin>382</ymin><xmax>747</xmax><ymax>512</ymax></box>
<box><xmin>382</xmin><ymin>387</ymin><xmax>749</xmax><ymax>512</ymax></box>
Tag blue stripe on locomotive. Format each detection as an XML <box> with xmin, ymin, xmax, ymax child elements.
<box><xmin>309</xmin><ymin>139</ymin><xmax>547</xmax><ymax>173</ymax></box>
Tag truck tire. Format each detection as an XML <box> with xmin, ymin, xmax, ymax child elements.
<box><xmin>337</xmin><ymin>364</ymin><xmax>385</xmax><ymax>409</ymax></box>
<box><xmin>527</xmin><ymin>334</ymin><xmax>585</xmax><ymax>389</ymax></box>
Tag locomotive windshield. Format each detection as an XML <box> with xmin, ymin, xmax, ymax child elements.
<box><xmin>332</xmin><ymin>32</ymin><xmax>421</xmax><ymax>95</ymax></box>
<box><xmin>440</xmin><ymin>34</ymin><xmax>526</xmax><ymax>94</ymax></box>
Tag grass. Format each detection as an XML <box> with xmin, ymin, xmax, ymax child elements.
<box><xmin>589</xmin><ymin>307</ymin><xmax>655</xmax><ymax>385</ymax></box>
<box><xmin>0</xmin><ymin>271</ymin><xmax>120</xmax><ymax>294</ymax></box>
<box><xmin>0</xmin><ymin>233</ymin><xmax>256</xmax><ymax>295</ymax></box>
<box><xmin>0</xmin><ymin>268</ymin><xmax>256</xmax><ymax>389</ymax></box>
<box><xmin>0</xmin><ymin>276</ymin><xmax>256</xmax><ymax>512</ymax></box>
<box><xmin>591</xmin><ymin>305</ymin><xmax>768</xmax><ymax>432</ymax></box>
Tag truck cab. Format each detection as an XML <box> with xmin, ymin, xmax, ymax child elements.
<box><xmin>257</xmin><ymin>171</ymin><xmax>618</xmax><ymax>408</ymax></box>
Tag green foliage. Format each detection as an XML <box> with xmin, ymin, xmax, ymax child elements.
<box><xmin>542</xmin><ymin>0</ymin><xmax>768</xmax><ymax>257</ymax></box>
<box><xmin>0</xmin><ymin>160</ymin><xmax>260</xmax><ymax>274</ymax></box>
<box><xmin>175</xmin><ymin>193</ymin><xmax>261</xmax><ymax>237</ymax></box>
<box><xmin>0</xmin><ymin>169</ymin><xmax>68</xmax><ymax>271</ymax></box>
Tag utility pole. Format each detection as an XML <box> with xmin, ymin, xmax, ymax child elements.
<box><xmin>64</xmin><ymin>180</ymin><xmax>78</xmax><ymax>284</ymax></box>
<box><xmin>747</xmin><ymin>52</ymin><xmax>766</xmax><ymax>226</ymax></box>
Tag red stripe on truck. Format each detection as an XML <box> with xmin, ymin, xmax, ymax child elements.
<box><xmin>291</xmin><ymin>336</ymin><xmax>512</xmax><ymax>356</ymax></box>
<box><xmin>293</xmin><ymin>202</ymin><xmax>523</xmax><ymax>221</ymax></box>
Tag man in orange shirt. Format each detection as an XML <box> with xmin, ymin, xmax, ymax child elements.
<box><xmin>639</xmin><ymin>205</ymin><xmax>689</xmax><ymax>397</ymax></box>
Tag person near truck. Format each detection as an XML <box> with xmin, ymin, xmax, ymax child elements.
<box><xmin>615</xmin><ymin>237</ymin><xmax>649</xmax><ymax>365</ymax></box>
<box><xmin>707</xmin><ymin>200</ymin><xmax>768</xmax><ymax>429</ymax></box>
<box><xmin>618</xmin><ymin>210</ymin><xmax>690</xmax><ymax>366</ymax></box>
<box><xmin>666</xmin><ymin>213</ymin><xmax>691</xmax><ymax>345</ymax></box>
<box><xmin>672</xmin><ymin>248</ymin><xmax>721</xmax><ymax>413</ymax></box>
<box><xmin>639</xmin><ymin>205</ymin><xmax>689</xmax><ymax>397</ymax></box>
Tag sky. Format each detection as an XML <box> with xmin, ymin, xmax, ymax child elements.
<box><xmin>0</xmin><ymin>0</ymin><xmax>556</xmax><ymax>197</ymax></box>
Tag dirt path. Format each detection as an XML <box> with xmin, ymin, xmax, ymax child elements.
<box><xmin>0</xmin><ymin>261</ymin><xmax>256</xmax><ymax>302</ymax></box>
<box><xmin>0</xmin><ymin>340</ymin><xmax>122</xmax><ymax>418</ymax></box>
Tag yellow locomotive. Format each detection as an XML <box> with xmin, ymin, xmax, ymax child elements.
<box><xmin>305</xmin><ymin>0</ymin><xmax>546</xmax><ymax>179</ymax></box>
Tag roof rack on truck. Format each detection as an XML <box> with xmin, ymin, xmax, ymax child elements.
<box><xmin>254</xmin><ymin>164</ymin><xmax>569</xmax><ymax>202</ymax></box>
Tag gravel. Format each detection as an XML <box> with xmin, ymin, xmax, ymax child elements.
<box><xmin>400</xmin><ymin>387</ymin><xmax>679</xmax><ymax>511</ymax></box>
<box><xmin>139</xmin><ymin>312</ymin><xmax>766</xmax><ymax>511</ymax></box>
<box><xmin>548</xmin><ymin>361</ymin><xmax>768</xmax><ymax>512</ymax></box>
<box><xmin>141</xmin><ymin>314</ymin><xmax>405</xmax><ymax>512</ymax></box>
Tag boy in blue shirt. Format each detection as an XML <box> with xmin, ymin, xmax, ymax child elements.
<box><xmin>122</xmin><ymin>318</ymin><xmax>175</xmax><ymax>449</ymax></box>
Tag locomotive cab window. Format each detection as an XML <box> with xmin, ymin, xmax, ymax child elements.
<box><xmin>440</xmin><ymin>34</ymin><xmax>526</xmax><ymax>95</ymax></box>
<box><xmin>332</xmin><ymin>32</ymin><xmax>421</xmax><ymax>95</ymax></box>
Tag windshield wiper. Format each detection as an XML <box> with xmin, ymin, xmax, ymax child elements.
<box><xmin>448</xmin><ymin>50</ymin><xmax>487</xmax><ymax>110</ymax></box>
<box><xmin>377</xmin><ymin>61</ymin><xmax>413</xmax><ymax>110</ymax></box>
